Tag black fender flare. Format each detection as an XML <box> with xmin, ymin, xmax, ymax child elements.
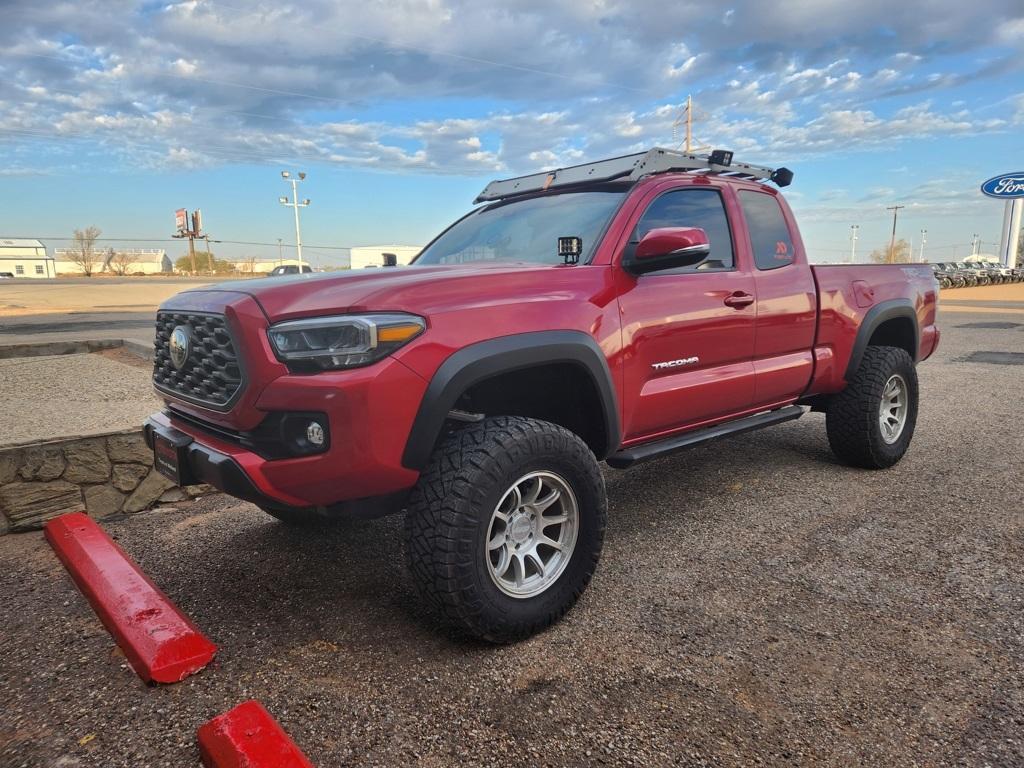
<box><xmin>401</xmin><ymin>331</ymin><xmax>621</xmax><ymax>470</ymax></box>
<box><xmin>844</xmin><ymin>299</ymin><xmax>919</xmax><ymax>380</ymax></box>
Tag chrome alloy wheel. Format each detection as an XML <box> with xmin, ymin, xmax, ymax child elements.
<box><xmin>485</xmin><ymin>471</ymin><xmax>579</xmax><ymax>599</ymax></box>
<box><xmin>879</xmin><ymin>374</ymin><xmax>909</xmax><ymax>444</ymax></box>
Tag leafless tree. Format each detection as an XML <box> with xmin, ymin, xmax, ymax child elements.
<box><xmin>69</xmin><ymin>226</ymin><xmax>102</xmax><ymax>276</ymax></box>
<box><xmin>108</xmin><ymin>249</ymin><xmax>134</xmax><ymax>275</ymax></box>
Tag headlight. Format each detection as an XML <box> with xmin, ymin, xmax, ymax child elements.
<box><xmin>267</xmin><ymin>313</ymin><xmax>425</xmax><ymax>370</ymax></box>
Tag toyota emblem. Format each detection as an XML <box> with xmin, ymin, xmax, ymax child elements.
<box><xmin>169</xmin><ymin>326</ymin><xmax>191</xmax><ymax>370</ymax></box>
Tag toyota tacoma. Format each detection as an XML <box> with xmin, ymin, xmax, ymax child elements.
<box><xmin>144</xmin><ymin>147</ymin><xmax>940</xmax><ymax>642</ymax></box>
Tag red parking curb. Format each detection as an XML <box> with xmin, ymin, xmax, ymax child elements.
<box><xmin>198</xmin><ymin>701</ymin><xmax>316</xmax><ymax>768</ymax></box>
<box><xmin>44</xmin><ymin>512</ymin><xmax>217</xmax><ymax>684</ymax></box>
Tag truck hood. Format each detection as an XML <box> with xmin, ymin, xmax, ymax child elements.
<box><xmin>175</xmin><ymin>263</ymin><xmax>588</xmax><ymax>322</ymax></box>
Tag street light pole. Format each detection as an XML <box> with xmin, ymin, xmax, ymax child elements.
<box><xmin>279</xmin><ymin>171</ymin><xmax>310</xmax><ymax>273</ymax></box>
<box><xmin>919</xmin><ymin>229</ymin><xmax>927</xmax><ymax>263</ymax></box>
<box><xmin>849</xmin><ymin>224</ymin><xmax>859</xmax><ymax>263</ymax></box>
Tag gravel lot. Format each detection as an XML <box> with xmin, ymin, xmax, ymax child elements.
<box><xmin>1</xmin><ymin>307</ymin><xmax>1022</xmax><ymax>767</ymax></box>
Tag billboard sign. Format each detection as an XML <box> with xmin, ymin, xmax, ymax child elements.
<box><xmin>981</xmin><ymin>173</ymin><xmax>1024</xmax><ymax>199</ymax></box>
<box><xmin>175</xmin><ymin>208</ymin><xmax>188</xmax><ymax>234</ymax></box>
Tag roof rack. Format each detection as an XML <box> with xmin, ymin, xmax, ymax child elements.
<box><xmin>474</xmin><ymin>147</ymin><xmax>792</xmax><ymax>203</ymax></box>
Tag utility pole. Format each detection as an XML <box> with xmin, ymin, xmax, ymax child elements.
<box><xmin>277</xmin><ymin>238</ymin><xmax>283</xmax><ymax>265</ymax></box>
<box><xmin>971</xmin><ymin>233</ymin><xmax>980</xmax><ymax>255</ymax></box>
<box><xmin>919</xmin><ymin>229</ymin><xmax>927</xmax><ymax>262</ymax></box>
<box><xmin>279</xmin><ymin>171</ymin><xmax>310</xmax><ymax>273</ymax></box>
<box><xmin>849</xmin><ymin>224</ymin><xmax>859</xmax><ymax>263</ymax></box>
<box><xmin>672</xmin><ymin>95</ymin><xmax>709</xmax><ymax>154</ymax></box>
<box><xmin>886</xmin><ymin>204</ymin><xmax>905</xmax><ymax>263</ymax></box>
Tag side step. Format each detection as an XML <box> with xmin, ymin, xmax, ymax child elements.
<box><xmin>606</xmin><ymin>405</ymin><xmax>804</xmax><ymax>469</ymax></box>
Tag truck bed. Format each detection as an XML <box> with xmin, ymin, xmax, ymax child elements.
<box><xmin>809</xmin><ymin>263</ymin><xmax>940</xmax><ymax>393</ymax></box>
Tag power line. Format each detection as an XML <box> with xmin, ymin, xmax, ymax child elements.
<box><xmin>197</xmin><ymin>0</ymin><xmax>655</xmax><ymax>96</ymax></box>
<box><xmin>13</xmin><ymin>10</ymin><xmax>653</xmax><ymax>106</ymax></box>
<box><xmin>0</xmin><ymin>126</ymin><xmax>500</xmax><ymax>175</ymax></box>
<box><xmin>5</xmin><ymin>236</ymin><xmax>352</xmax><ymax>250</ymax></box>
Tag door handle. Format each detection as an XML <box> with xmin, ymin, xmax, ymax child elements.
<box><xmin>723</xmin><ymin>292</ymin><xmax>754</xmax><ymax>309</ymax></box>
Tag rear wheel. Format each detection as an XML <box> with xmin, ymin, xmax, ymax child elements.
<box><xmin>404</xmin><ymin>416</ymin><xmax>607</xmax><ymax>642</ymax></box>
<box><xmin>826</xmin><ymin>346</ymin><xmax>918</xmax><ymax>469</ymax></box>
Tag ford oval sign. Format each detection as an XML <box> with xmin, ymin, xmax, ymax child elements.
<box><xmin>980</xmin><ymin>172</ymin><xmax>1024</xmax><ymax>199</ymax></box>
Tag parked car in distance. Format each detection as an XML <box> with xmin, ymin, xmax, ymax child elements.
<box><xmin>268</xmin><ymin>264</ymin><xmax>313</xmax><ymax>276</ymax></box>
<box><xmin>0</xmin><ymin>272</ymin><xmax>14</xmax><ymax>279</ymax></box>
<box><xmin>930</xmin><ymin>263</ymin><xmax>958</xmax><ymax>289</ymax></box>
<box><xmin>955</xmin><ymin>262</ymin><xmax>989</xmax><ymax>285</ymax></box>
<box><xmin>145</xmin><ymin>146</ymin><xmax>940</xmax><ymax>642</ymax></box>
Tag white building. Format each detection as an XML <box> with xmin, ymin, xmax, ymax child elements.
<box><xmin>53</xmin><ymin>248</ymin><xmax>171</xmax><ymax>275</ymax></box>
<box><xmin>0</xmin><ymin>239</ymin><xmax>56</xmax><ymax>278</ymax></box>
<box><xmin>349</xmin><ymin>245</ymin><xmax>422</xmax><ymax>269</ymax></box>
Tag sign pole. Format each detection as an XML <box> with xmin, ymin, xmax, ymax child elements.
<box><xmin>1008</xmin><ymin>199</ymin><xmax>1023</xmax><ymax>269</ymax></box>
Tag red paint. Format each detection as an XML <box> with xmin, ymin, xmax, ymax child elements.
<box><xmin>635</xmin><ymin>226</ymin><xmax>708</xmax><ymax>259</ymax></box>
<box><xmin>198</xmin><ymin>701</ymin><xmax>315</xmax><ymax>768</ymax></box>
<box><xmin>150</xmin><ymin>171</ymin><xmax>939</xmax><ymax>511</ymax></box>
<box><xmin>44</xmin><ymin>512</ymin><xmax>217</xmax><ymax>684</ymax></box>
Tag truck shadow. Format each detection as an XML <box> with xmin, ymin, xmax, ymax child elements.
<box><xmin>204</xmin><ymin>418</ymin><xmax>834</xmax><ymax>648</ymax></box>
<box><xmin>212</xmin><ymin>510</ymin><xmax>479</xmax><ymax>650</ymax></box>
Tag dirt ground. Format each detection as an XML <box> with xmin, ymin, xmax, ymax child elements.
<box><xmin>0</xmin><ymin>305</ymin><xmax>1022</xmax><ymax>767</ymax></box>
<box><xmin>0</xmin><ymin>277</ymin><xmax>224</xmax><ymax>317</ymax></box>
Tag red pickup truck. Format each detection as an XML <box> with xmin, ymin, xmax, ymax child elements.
<box><xmin>144</xmin><ymin>148</ymin><xmax>939</xmax><ymax>642</ymax></box>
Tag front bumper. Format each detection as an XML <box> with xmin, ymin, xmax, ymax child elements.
<box><xmin>142</xmin><ymin>419</ymin><xmax>281</xmax><ymax>510</ymax></box>
<box><xmin>147</xmin><ymin>355</ymin><xmax>430</xmax><ymax>510</ymax></box>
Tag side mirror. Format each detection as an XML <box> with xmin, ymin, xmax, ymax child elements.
<box><xmin>625</xmin><ymin>227</ymin><xmax>710</xmax><ymax>275</ymax></box>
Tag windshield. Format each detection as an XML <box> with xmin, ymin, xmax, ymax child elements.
<box><xmin>414</xmin><ymin>190</ymin><xmax>626</xmax><ymax>266</ymax></box>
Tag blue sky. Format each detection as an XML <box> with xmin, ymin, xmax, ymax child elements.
<box><xmin>1</xmin><ymin>0</ymin><xmax>1022</xmax><ymax>266</ymax></box>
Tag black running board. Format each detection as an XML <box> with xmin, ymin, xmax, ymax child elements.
<box><xmin>606</xmin><ymin>405</ymin><xmax>805</xmax><ymax>469</ymax></box>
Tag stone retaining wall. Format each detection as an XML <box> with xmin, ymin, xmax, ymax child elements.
<box><xmin>0</xmin><ymin>429</ymin><xmax>206</xmax><ymax>534</ymax></box>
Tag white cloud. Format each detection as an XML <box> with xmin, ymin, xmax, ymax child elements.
<box><xmin>0</xmin><ymin>0</ymin><xmax>1021</xmax><ymax>177</ymax></box>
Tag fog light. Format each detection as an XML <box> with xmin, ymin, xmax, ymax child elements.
<box><xmin>306</xmin><ymin>421</ymin><xmax>325</xmax><ymax>447</ymax></box>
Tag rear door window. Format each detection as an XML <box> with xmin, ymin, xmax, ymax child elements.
<box><xmin>739</xmin><ymin>191</ymin><xmax>794</xmax><ymax>270</ymax></box>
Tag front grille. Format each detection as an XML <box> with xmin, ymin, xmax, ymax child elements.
<box><xmin>153</xmin><ymin>312</ymin><xmax>243</xmax><ymax>408</ymax></box>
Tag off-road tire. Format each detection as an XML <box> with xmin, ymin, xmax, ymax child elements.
<box><xmin>826</xmin><ymin>345</ymin><xmax>918</xmax><ymax>469</ymax></box>
<box><xmin>404</xmin><ymin>416</ymin><xmax>607</xmax><ymax>643</ymax></box>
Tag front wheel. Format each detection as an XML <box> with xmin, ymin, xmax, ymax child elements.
<box><xmin>404</xmin><ymin>416</ymin><xmax>607</xmax><ymax>642</ymax></box>
<box><xmin>826</xmin><ymin>346</ymin><xmax>918</xmax><ymax>469</ymax></box>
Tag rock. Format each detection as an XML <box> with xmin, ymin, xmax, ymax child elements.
<box><xmin>124</xmin><ymin>469</ymin><xmax>176</xmax><ymax>513</ymax></box>
<box><xmin>186</xmin><ymin>483</ymin><xmax>215</xmax><ymax>498</ymax></box>
<box><xmin>0</xmin><ymin>450</ymin><xmax>20</xmax><ymax>485</ymax></box>
<box><xmin>0</xmin><ymin>514</ymin><xmax>9</xmax><ymax>535</ymax></box>
<box><xmin>0</xmin><ymin>481</ymin><xmax>83</xmax><ymax>531</ymax></box>
<box><xmin>62</xmin><ymin>438</ymin><xmax>112</xmax><ymax>484</ymax></box>
<box><xmin>106</xmin><ymin>432</ymin><xmax>152</xmax><ymax>465</ymax></box>
<box><xmin>112</xmin><ymin>464</ymin><xmax>150</xmax><ymax>492</ymax></box>
<box><xmin>83</xmin><ymin>484</ymin><xmax>126</xmax><ymax>519</ymax></box>
<box><xmin>18</xmin><ymin>445</ymin><xmax>66</xmax><ymax>481</ymax></box>
<box><xmin>159</xmin><ymin>488</ymin><xmax>188</xmax><ymax>503</ymax></box>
